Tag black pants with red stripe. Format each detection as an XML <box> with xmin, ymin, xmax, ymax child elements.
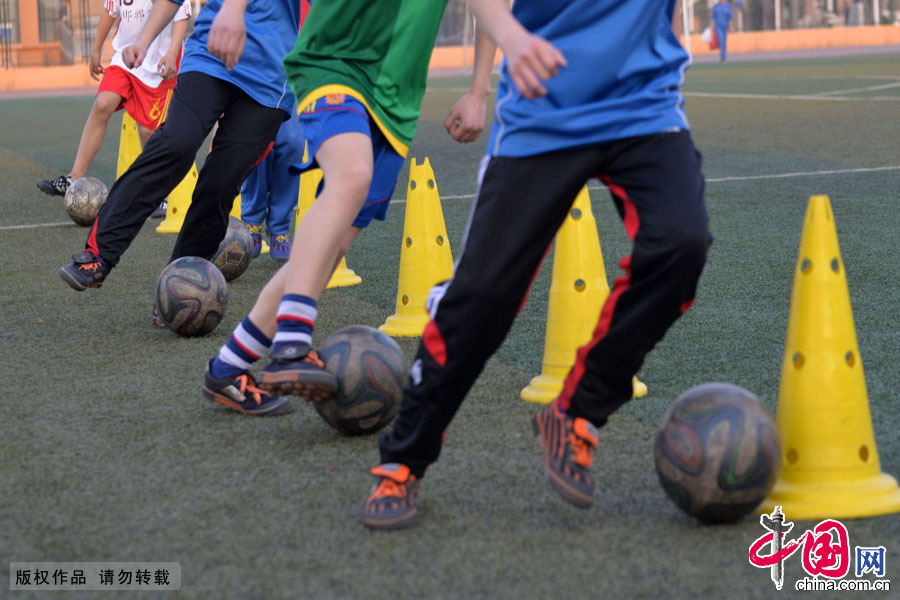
<box><xmin>379</xmin><ymin>130</ymin><xmax>712</xmax><ymax>477</ymax></box>
<box><xmin>86</xmin><ymin>72</ymin><xmax>285</xmax><ymax>268</ymax></box>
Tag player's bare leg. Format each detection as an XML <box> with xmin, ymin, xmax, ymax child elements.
<box><xmin>71</xmin><ymin>91</ymin><xmax>123</xmax><ymax>180</ymax></box>
<box><xmin>259</xmin><ymin>132</ymin><xmax>373</xmax><ymax>398</ymax></box>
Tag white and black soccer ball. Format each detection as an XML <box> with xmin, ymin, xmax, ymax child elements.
<box><xmin>64</xmin><ymin>177</ymin><xmax>108</xmax><ymax>226</ymax></box>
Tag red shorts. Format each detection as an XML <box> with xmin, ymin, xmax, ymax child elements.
<box><xmin>98</xmin><ymin>65</ymin><xmax>175</xmax><ymax>130</ymax></box>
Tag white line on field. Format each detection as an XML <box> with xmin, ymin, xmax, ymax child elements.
<box><xmin>684</xmin><ymin>91</ymin><xmax>899</xmax><ymax>101</ymax></box>
<box><xmin>812</xmin><ymin>80</ymin><xmax>900</xmax><ymax>96</ymax></box>
<box><xmin>0</xmin><ymin>221</ymin><xmax>75</xmax><ymax>230</ymax></box>
<box><xmin>2</xmin><ymin>166</ymin><xmax>897</xmax><ymax>230</ymax></box>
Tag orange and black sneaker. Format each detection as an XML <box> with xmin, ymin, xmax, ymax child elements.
<box><xmin>532</xmin><ymin>401</ymin><xmax>599</xmax><ymax>508</ymax></box>
<box><xmin>58</xmin><ymin>252</ymin><xmax>109</xmax><ymax>291</ymax></box>
<box><xmin>363</xmin><ymin>463</ymin><xmax>420</xmax><ymax>530</ymax></box>
<box><xmin>259</xmin><ymin>344</ymin><xmax>337</xmax><ymax>401</ymax></box>
<box><xmin>202</xmin><ymin>362</ymin><xmax>292</xmax><ymax>416</ymax></box>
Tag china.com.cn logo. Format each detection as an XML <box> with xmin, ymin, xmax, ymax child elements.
<box><xmin>748</xmin><ymin>506</ymin><xmax>890</xmax><ymax>591</ymax></box>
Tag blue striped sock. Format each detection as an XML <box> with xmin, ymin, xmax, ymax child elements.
<box><xmin>272</xmin><ymin>294</ymin><xmax>317</xmax><ymax>352</ymax></box>
<box><xmin>210</xmin><ymin>316</ymin><xmax>272</xmax><ymax>379</ymax></box>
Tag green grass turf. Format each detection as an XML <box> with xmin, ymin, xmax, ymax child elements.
<box><xmin>2</xmin><ymin>52</ymin><xmax>899</xmax><ymax>598</ymax></box>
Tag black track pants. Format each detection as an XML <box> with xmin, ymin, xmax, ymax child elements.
<box><xmin>379</xmin><ymin>131</ymin><xmax>712</xmax><ymax>477</ymax></box>
<box><xmin>86</xmin><ymin>72</ymin><xmax>285</xmax><ymax>268</ymax></box>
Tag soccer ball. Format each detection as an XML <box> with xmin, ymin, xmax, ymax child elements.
<box><xmin>64</xmin><ymin>177</ymin><xmax>108</xmax><ymax>226</ymax></box>
<box><xmin>654</xmin><ymin>383</ymin><xmax>781</xmax><ymax>523</ymax></box>
<box><xmin>211</xmin><ymin>216</ymin><xmax>253</xmax><ymax>281</ymax></box>
<box><xmin>154</xmin><ymin>256</ymin><xmax>229</xmax><ymax>337</ymax></box>
<box><xmin>315</xmin><ymin>325</ymin><xmax>407</xmax><ymax>436</ymax></box>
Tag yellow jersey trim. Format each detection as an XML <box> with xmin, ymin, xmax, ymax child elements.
<box><xmin>296</xmin><ymin>84</ymin><xmax>409</xmax><ymax>158</ymax></box>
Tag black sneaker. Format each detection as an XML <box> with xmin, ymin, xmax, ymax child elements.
<box><xmin>37</xmin><ymin>175</ymin><xmax>72</xmax><ymax>197</ymax></box>
<box><xmin>363</xmin><ymin>463</ymin><xmax>420</xmax><ymax>530</ymax></box>
<box><xmin>150</xmin><ymin>200</ymin><xmax>167</xmax><ymax>219</ymax></box>
<box><xmin>58</xmin><ymin>252</ymin><xmax>109</xmax><ymax>291</ymax></box>
<box><xmin>202</xmin><ymin>363</ymin><xmax>292</xmax><ymax>416</ymax></box>
<box><xmin>259</xmin><ymin>344</ymin><xmax>337</xmax><ymax>401</ymax></box>
<box><xmin>532</xmin><ymin>402</ymin><xmax>599</xmax><ymax>508</ymax></box>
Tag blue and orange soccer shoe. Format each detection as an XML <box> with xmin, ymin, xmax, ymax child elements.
<box><xmin>59</xmin><ymin>252</ymin><xmax>109</xmax><ymax>291</ymax></box>
<box><xmin>532</xmin><ymin>401</ymin><xmax>599</xmax><ymax>508</ymax></box>
<box><xmin>259</xmin><ymin>344</ymin><xmax>337</xmax><ymax>401</ymax></box>
<box><xmin>202</xmin><ymin>362</ymin><xmax>292</xmax><ymax>416</ymax></box>
<box><xmin>364</xmin><ymin>463</ymin><xmax>420</xmax><ymax>530</ymax></box>
<box><xmin>268</xmin><ymin>232</ymin><xmax>292</xmax><ymax>263</ymax></box>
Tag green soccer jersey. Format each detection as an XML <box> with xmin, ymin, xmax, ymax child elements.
<box><xmin>283</xmin><ymin>0</ymin><xmax>448</xmax><ymax>157</ymax></box>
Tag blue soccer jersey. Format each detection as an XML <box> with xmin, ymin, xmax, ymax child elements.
<box><xmin>171</xmin><ymin>0</ymin><xmax>300</xmax><ymax>115</ymax></box>
<box><xmin>487</xmin><ymin>0</ymin><xmax>690</xmax><ymax>158</ymax></box>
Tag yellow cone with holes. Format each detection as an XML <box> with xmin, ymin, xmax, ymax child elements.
<box><xmin>380</xmin><ymin>157</ymin><xmax>453</xmax><ymax>336</ymax></box>
<box><xmin>759</xmin><ymin>195</ymin><xmax>900</xmax><ymax>519</ymax></box>
<box><xmin>294</xmin><ymin>168</ymin><xmax>360</xmax><ymax>287</ymax></box>
<box><xmin>520</xmin><ymin>186</ymin><xmax>646</xmax><ymax>403</ymax></box>
<box><xmin>116</xmin><ymin>113</ymin><xmax>144</xmax><ymax>179</ymax></box>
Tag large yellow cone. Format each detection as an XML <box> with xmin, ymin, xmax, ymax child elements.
<box><xmin>379</xmin><ymin>157</ymin><xmax>453</xmax><ymax>336</ymax></box>
<box><xmin>759</xmin><ymin>195</ymin><xmax>900</xmax><ymax>519</ymax></box>
<box><xmin>116</xmin><ymin>113</ymin><xmax>144</xmax><ymax>179</ymax></box>
<box><xmin>521</xmin><ymin>187</ymin><xmax>646</xmax><ymax>404</ymax></box>
<box><xmin>294</xmin><ymin>169</ymin><xmax>360</xmax><ymax>287</ymax></box>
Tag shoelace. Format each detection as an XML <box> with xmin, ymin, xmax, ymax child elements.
<box><xmin>235</xmin><ymin>373</ymin><xmax>268</xmax><ymax>406</ymax></box>
<box><xmin>305</xmin><ymin>350</ymin><xmax>325</xmax><ymax>368</ymax></box>
<box><xmin>371</xmin><ymin>477</ymin><xmax>407</xmax><ymax>500</ymax></box>
<box><xmin>78</xmin><ymin>262</ymin><xmax>102</xmax><ymax>273</ymax></box>
<box><xmin>567</xmin><ymin>428</ymin><xmax>594</xmax><ymax>469</ymax></box>
<box><xmin>273</xmin><ymin>234</ymin><xmax>289</xmax><ymax>244</ymax></box>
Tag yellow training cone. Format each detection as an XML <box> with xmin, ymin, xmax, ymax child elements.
<box><xmin>521</xmin><ymin>186</ymin><xmax>646</xmax><ymax>404</ymax></box>
<box><xmin>117</xmin><ymin>113</ymin><xmax>143</xmax><ymax>178</ymax></box>
<box><xmin>295</xmin><ymin>169</ymin><xmax>360</xmax><ymax>287</ymax></box>
<box><xmin>380</xmin><ymin>157</ymin><xmax>453</xmax><ymax>336</ymax></box>
<box><xmin>155</xmin><ymin>163</ymin><xmax>199</xmax><ymax>233</ymax></box>
<box><xmin>759</xmin><ymin>195</ymin><xmax>900</xmax><ymax>519</ymax></box>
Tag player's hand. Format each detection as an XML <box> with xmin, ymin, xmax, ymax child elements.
<box><xmin>443</xmin><ymin>91</ymin><xmax>488</xmax><ymax>143</ymax></box>
<box><xmin>123</xmin><ymin>43</ymin><xmax>148</xmax><ymax>69</ymax></box>
<box><xmin>503</xmin><ymin>32</ymin><xmax>566</xmax><ymax>99</ymax></box>
<box><xmin>89</xmin><ymin>51</ymin><xmax>104</xmax><ymax>81</ymax></box>
<box><xmin>208</xmin><ymin>4</ymin><xmax>246</xmax><ymax>71</ymax></box>
<box><xmin>157</xmin><ymin>53</ymin><xmax>178</xmax><ymax>80</ymax></box>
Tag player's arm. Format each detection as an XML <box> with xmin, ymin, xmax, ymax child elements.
<box><xmin>443</xmin><ymin>29</ymin><xmax>496</xmax><ymax>143</ymax></box>
<box><xmin>90</xmin><ymin>11</ymin><xmax>116</xmax><ymax>81</ymax></box>
<box><xmin>157</xmin><ymin>13</ymin><xmax>190</xmax><ymax>80</ymax></box>
<box><xmin>122</xmin><ymin>0</ymin><xmax>181</xmax><ymax>68</ymax></box>
<box><xmin>207</xmin><ymin>0</ymin><xmax>250</xmax><ymax>71</ymax></box>
<box><xmin>466</xmin><ymin>0</ymin><xmax>566</xmax><ymax>99</ymax></box>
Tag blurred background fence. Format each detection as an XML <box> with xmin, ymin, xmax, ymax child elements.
<box><xmin>0</xmin><ymin>0</ymin><xmax>898</xmax><ymax>70</ymax></box>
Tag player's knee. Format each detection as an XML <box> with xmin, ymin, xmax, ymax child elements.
<box><xmin>329</xmin><ymin>162</ymin><xmax>373</xmax><ymax>200</ymax></box>
<box><xmin>667</xmin><ymin>222</ymin><xmax>711</xmax><ymax>271</ymax></box>
<box><xmin>91</xmin><ymin>95</ymin><xmax>120</xmax><ymax>117</ymax></box>
<box><xmin>154</xmin><ymin>128</ymin><xmax>195</xmax><ymax>163</ymax></box>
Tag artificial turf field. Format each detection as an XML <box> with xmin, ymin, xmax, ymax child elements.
<box><xmin>2</xmin><ymin>51</ymin><xmax>900</xmax><ymax>598</ymax></box>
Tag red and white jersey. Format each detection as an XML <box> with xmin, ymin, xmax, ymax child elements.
<box><xmin>105</xmin><ymin>0</ymin><xmax>191</xmax><ymax>88</ymax></box>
